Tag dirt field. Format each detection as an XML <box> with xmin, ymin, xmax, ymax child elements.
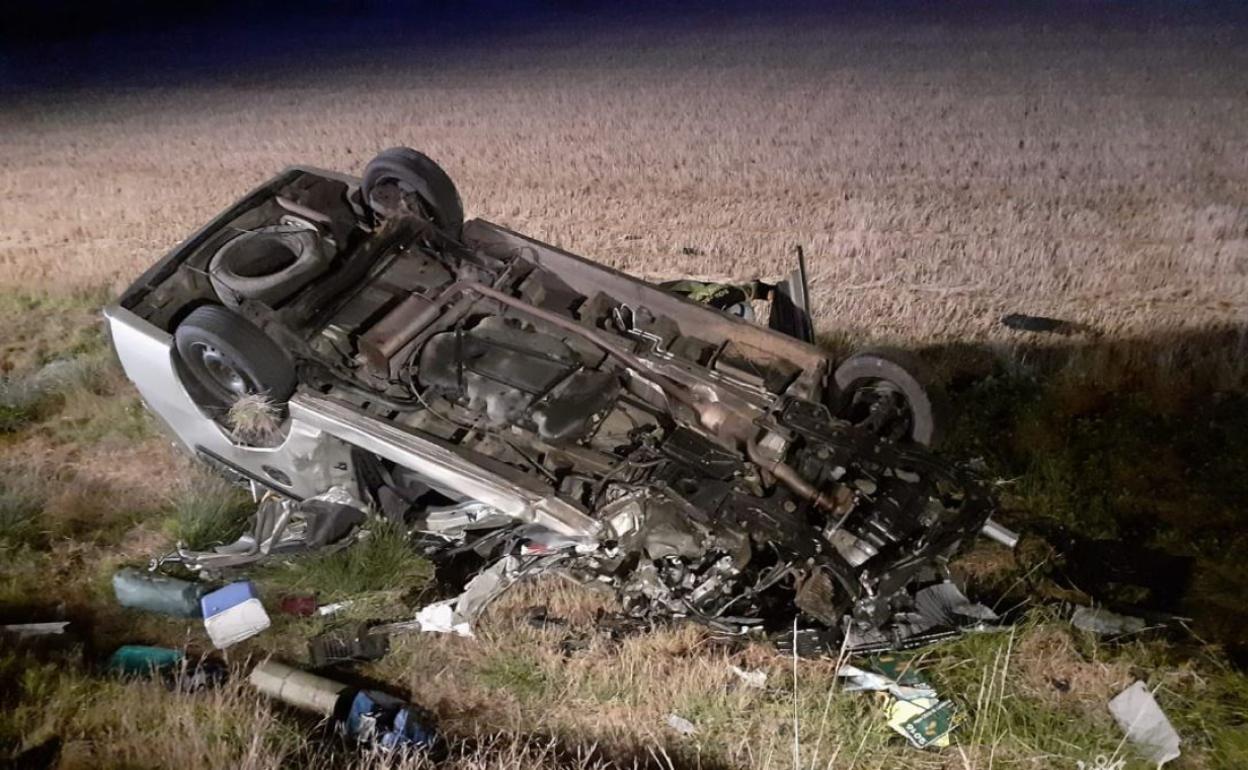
<box><xmin>3</xmin><ymin>17</ymin><xmax>1246</xmax><ymax>347</ymax></box>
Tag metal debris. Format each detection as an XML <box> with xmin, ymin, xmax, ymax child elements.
<box><xmin>156</xmin><ymin>487</ymin><xmax>367</xmax><ymax>573</ymax></box>
<box><xmin>843</xmin><ymin>581</ymin><xmax>1002</xmax><ymax>653</ymax></box>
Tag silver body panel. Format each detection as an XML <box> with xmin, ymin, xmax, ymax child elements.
<box><xmin>105</xmin><ymin>303</ymin><xmax>600</xmax><ymax>538</ymax></box>
<box><xmin>105</xmin><ymin>304</ymin><xmax>357</xmax><ymax>500</ymax></box>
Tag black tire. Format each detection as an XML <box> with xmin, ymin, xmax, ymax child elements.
<box><xmin>833</xmin><ymin>347</ymin><xmax>943</xmax><ymax>447</ymax></box>
<box><xmin>174</xmin><ymin>305</ymin><xmax>297</xmax><ymax>409</ymax></box>
<box><xmin>362</xmin><ymin>147</ymin><xmax>463</xmax><ymax>237</ymax></box>
<box><xmin>208</xmin><ymin>225</ymin><xmax>330</xmax><ymax>308</ymax></box>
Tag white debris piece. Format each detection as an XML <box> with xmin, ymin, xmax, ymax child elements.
<box><xmin>1</xmin><ymin>621</ymin><xmax>69</xmax><ymax>637</ymax></box>
<box><xmin>315</xmin><ymin>600</ymin><xmax>352</xmax><ymax>617</ymax></box>
<box><xmin>413</xmin><ymin>599</ymin><xmax>475</xmax><ymax>638</ymax></box>
<box><xmin>729</xmin><ymin>665</ymin><xmax>768</xmax><ymax>689</ymax></box>
<box><xmin>1072</xmin><ymin>606</ymin><xmax>1147</xmax><ymax>636</ymax></box>
<box><xmin>1108</xmin><ymin>681</ymin><xmax>1181</xmax><ymax>767</ymax></box>
<box><xmin>665</xmin><ymin>714</ymin><xmax>697</xmax><ymax>736</ymax></box>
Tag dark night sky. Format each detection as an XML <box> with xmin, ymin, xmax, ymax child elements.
<box><xmin>3</xmin><ymin>1</ymin><xmax>1247</xmax><ymax>91</ymax></box>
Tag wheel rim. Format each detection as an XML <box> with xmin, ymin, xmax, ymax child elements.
<box><xmin>844</xmin><ymin>380</ymin><xmax>914</xmax><ymax>442</ymax></box>
<box><xmin>369</xmin><ymin>177</ymin><xmax>436</xmax><ymax>224</ymax></box>
<box><xmin>191</xmin><ymin>342</ymin><xmax>249</xmax><ymax>397</ymax></box>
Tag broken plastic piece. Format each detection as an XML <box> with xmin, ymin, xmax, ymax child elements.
<box><xmin>158</xmin><ymin>487</ymin><xmax>367</xmax><ymax>572</ymax></box>
<box><xmin>113</xmin><ymin>568</ymin><xmax>207</xmax><ymax>617</ymax></box>
<box><xmin>201</xmin><ymin>581</ymin><xmax>270</xmax><ymax>648</ymax></box>
<box><xmin>1108</xmin><ymin>681</ymin><xmax>1181</xmax><ymax>766</ymax></box>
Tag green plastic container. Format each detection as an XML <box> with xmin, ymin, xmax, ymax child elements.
<box><xmin>107</xmin><ymin>645</ymin><xmax>184</xmax><ymax>677</ymax></box>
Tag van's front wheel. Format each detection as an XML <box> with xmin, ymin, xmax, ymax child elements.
<box><xmin>174</xmin><ymin>305</ymin><xmax>296</xmax><ymax>410</ymax></box>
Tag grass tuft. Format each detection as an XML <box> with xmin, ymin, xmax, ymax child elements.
<box><xmin>227</xmin><ymin>393</ymin><xmax>283</xmax><ymax>446</ymax></box>
<box><xmin>164</xmin><ymin>472</ymin><xmax>254</xmax><ymax>550</ymax></box>
<box><xmin>475</xmin><ymin>652</ymin><xmax>550</xmax><ymax>702</ymax></box>
<box><xmin>263</xmin><ymin>520</ymin><xmax>432</xmax><ymax>602</ymax></box>
<box><xmin>0</xmin><ymin>467</ymin><xmax>44</xmax><ymax>547</ymax></box>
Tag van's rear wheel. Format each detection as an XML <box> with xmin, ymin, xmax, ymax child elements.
<box><xmin>833</xmin><ymin>348</ymin><xmax>943</xmax><ymax>447</ymax></box>
<box><xmin>362</xmin><ymin>147</ymin><xmax>463</xmax><ymax>238</ymax></box>
<box><xmin>174</xmin><ymin>305</ymin><xmax>297</xmax><ymax>409</ymax></box>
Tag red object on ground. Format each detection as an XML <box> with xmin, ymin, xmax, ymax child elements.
<box><xmin>278</xmin><ymin>594</ymin><xmax>318</xmax><ymax>617</ymax></box>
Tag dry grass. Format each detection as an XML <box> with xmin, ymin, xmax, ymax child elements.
<box><xmin>227</xmin><ymin>394</ymin><xmax>283</xmax><ymax>446</ymax></box>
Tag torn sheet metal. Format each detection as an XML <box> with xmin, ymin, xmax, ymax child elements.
<box><xmin>1108</xmin><ymin>681</ymin><xmax>1181</xmax><ymax>767</ymax></box>
<box><xmin>157</xmin><ymin>486</ymin><xmax>367</xmax><ymax>572</ymax></box>
<box><xmin>838</xmin><ymin>664</ymin><xmax>937</xmax><ymax>703</ymax></box>
<box><xmin>844</xmin><ymin>581</ymin><xmax>1001</xmax><ymax>653</ymax></box>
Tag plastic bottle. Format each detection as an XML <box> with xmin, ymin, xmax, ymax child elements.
<box><xmin>112</xmin><ymin>567</ymin><xmax>207</xmax><ymax>617</ymax></box>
